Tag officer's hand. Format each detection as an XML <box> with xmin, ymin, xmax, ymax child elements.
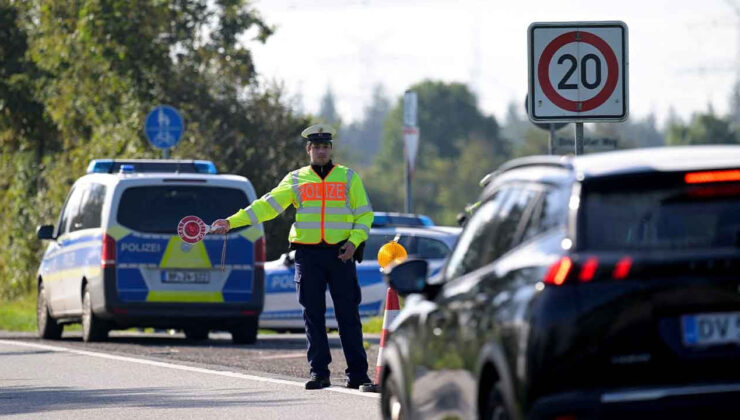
<box><xmin>338</xmin><ymin>242</ymin><xmax>355</xmax><ymax>262</ymax></box>
<box><xmin>210</xmin><ymin>219</ymin><xmax>230</xmax><ymax>235</ymax></box>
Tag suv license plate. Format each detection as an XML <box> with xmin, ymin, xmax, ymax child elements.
<box><xmin>682</xmin><ymin>312</ymin><xmax>740</xmax><ymax>346</ymax></box>
<box><xmin>162</xmin><ymin>271</ymin><xmax>210</xmax><ymax>284</ymax></box>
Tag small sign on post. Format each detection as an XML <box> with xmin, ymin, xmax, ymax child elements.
<box><xmin>403</xmin><ymin>91</ymin><xmax>419</xmax><ymax>213</ymax></box>
<box><xmin>145</xmin><ymin>105</ymin><xmax>185</xmax><ymax>158</ymax></box>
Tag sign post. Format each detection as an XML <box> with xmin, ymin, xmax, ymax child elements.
<box><xmin>145</xmin><ymin>105</ymin><xmax>185</xmax><ymax>158</ymax></box>
<box><xmin>403</xmin><ymin>91</ymin><xmax>419</xmax><ymax>213</ymax></box>
<box><xmin>527</xmin><ymin>21</ymin><xmax>628</xmax><ymax>155</ymax></box>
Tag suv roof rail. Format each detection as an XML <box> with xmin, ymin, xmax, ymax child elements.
<box><xmin>480</xmin><ymin>155</ymin><xmax>573</xmax><ymax>187</ymax></box>
<box><xmin>87</xmin><ymin>159</ymin><xmax>217</xmax><ymax>174</ymax></box>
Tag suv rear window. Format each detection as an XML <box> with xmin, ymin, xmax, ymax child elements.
<box><xmin>117</xmin><ymin>186</ymin><xmax>250</xmax><ymax>234</ymax></box>
<box><xmin>581</xmin><ymin>177</ymin><xmax>740</xmax><ymax>251</ymax></box>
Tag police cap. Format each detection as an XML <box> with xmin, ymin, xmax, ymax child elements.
<box><xmin>301</xmin><ymin>124</ymin><xmax>336</xmax><ymax>143</ymax></box>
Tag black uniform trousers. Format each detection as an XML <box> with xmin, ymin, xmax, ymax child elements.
<box><xmin>294</xmin><ymin>246</ymin><xmax>369</xmax><ymax>382</ymax></box>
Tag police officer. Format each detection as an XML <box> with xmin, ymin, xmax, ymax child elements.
<box><xmin>211</xmin><ymin>124</ymin><xmax>373</xmax><ymax>390</ymax></box>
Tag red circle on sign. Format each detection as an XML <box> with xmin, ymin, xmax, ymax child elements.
<box><xmin>177</xmin><ymin>215</ymin><xmax>207</xmax><ymax>244</ymax></box>
<box><xmin>537</xmin><ymin>31</ymin><xmax>619</xmax><ymax>112</ymax></box>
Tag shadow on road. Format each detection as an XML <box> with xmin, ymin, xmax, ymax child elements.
<box><xmin>0</xmin><ymin>385</ymin><xmax>306</xmax><ymax>416</ymax></box>
<box><xmin>46</xmin><ymin>333</ymin><xmax>380</xmax><ymax>351</ymax></box>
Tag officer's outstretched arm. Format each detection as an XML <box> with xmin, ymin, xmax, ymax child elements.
<box><xmin>348</xmin><ymin>172</ymin><xmax>373</xmax><ymax>247</ymax></box>
<box><xmin>226</xmin><ymin>173</ymin><xmax>296</xmax><ymax>229</ymax></box>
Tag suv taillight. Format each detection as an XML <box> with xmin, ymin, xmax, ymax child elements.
<box><xmin>544</xmin><ymin>257</ymin><xmax>573</xmax><ymax>285</ymax></box>
<box><xmin>102</xmin><ymin>234</ymin><xmax>116</xmax><ymax>268</ymax></box>
<box><xmin>544</xmin><ymin>255</ymin><xmax>633</xmax><ymax>286</ymax></box>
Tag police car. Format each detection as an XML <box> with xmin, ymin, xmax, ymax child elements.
<box><xmin>259</xmin><ymin>225</ymin><xmax>460</xmax><ymax>330</ymax></box>
<box><xmin>35</xmin><ymin>159</ymin><xmax>265</xmax><ymax>344</ymax></box>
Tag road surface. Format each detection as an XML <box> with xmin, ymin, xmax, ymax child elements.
<box><xmin>0</xmin><ymin>337</ymin><xmax>381</xmax><ymax>419</ymax></box>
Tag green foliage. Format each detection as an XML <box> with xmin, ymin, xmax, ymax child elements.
<box><xmin>338</xmin><ymin>84</ymin><xmax>390</xmax><ymax>166</ymax></box>
<box><xmin>361</xmin><ymin>316</ymin><xmax>383</xmax><ymax>334</ymax></box>
<box><xmin>666</xmin><ymin>112</ymin><xmax>739</xmax><ymax>146</ymax></box>
<box><xmin>369</xmin><ymin>80</ymin><xmax>507</xmax><ymax>224</ymax></box>
<box><xmin>0</xmin><ymin>294</ymin><xmax>36</xmax><ymax>332</ymax></box>
<box><xmin>0</xmin><ymin>0</ymin><xmax>306</xmax><ymax>299</ymax></box>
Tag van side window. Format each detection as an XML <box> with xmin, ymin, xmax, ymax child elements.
<box><xmin>70</xmin><ymin>183</ymin><xmax>106</xmax><ymax>232</ymax></box>
<box><xmin>57</xmin><ymin>186</ymin><xmax>83</xmax><ymax>237</ymax></box>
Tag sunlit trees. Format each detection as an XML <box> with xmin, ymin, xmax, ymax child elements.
<box><xmin>0</xmin><ymin>0</ymin><xmax>308</xmax><ymax>297</ymax></box>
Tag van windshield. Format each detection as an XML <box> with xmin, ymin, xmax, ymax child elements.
<box><xmin>117</xmin><ymin>186</ymin><xmax>250</xmax><ymax>234</ymax></box>
<box><xmin>581</xmin><ymin>178</ymin><xmax>740</xmax><ymax>251</ymax></box>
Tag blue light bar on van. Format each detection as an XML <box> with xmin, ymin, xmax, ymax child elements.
<box><xmin>87</xmin><ymin>159</ymin><xmax>114</xmax><ymax>174</ymax></box>
<box><xmin>194</xmin><ymin>160</ymin><xmax>217</xmax><ymax>174</ymax></box>
<box><xmin>119</xmin><ymin>164</ymin><xmax>135</xmax><ymax>174</ymax></box>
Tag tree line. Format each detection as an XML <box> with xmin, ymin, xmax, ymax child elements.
<box><xmin>0</xmin><ymin>0</ymin><xmax>308</xmax><ymax>299</ymax></box>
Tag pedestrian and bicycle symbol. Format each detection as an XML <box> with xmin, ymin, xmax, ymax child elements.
<box><xmin>145</xmin><ymin>105</ymin><xmax>184</xmax><ymax>149</ymax></box>
<box><xmin>528</xmin><ymin>21</ymin><xmax>628</xmax><ymax>122</ymax></box>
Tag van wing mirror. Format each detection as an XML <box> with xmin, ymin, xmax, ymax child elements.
<box><xmin>383</xmin><ymin>259</ymin><xmax>429</xmax><ymax>296</ymax></box>
<box><xmin>36</xmin><ymin>225</ymin><xmax>55</xmax><ymax>240</ymax></box>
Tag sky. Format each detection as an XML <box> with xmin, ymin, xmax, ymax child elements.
<box><xmin>247</xmin><ymin>0</ymin><xmax>738</xmax><ymax>127</ymax></box>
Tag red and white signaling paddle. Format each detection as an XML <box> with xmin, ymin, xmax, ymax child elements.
<box><xmin>177</xmin><ymin>215</ymin><xmax>227</xmax><ymax>271</ymax></box>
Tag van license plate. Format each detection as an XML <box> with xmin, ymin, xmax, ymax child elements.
<box><xmin>682</xmin><ymin>312</ymin><xmax>740</xmax><ymax>346</ymax></box>
<box><xmin>162</xmin><ymin>271</ymin><xmax>210</xmax><ymax>284</ymax></box>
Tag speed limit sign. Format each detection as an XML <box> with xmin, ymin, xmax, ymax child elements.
<box><xmin>528</xmin><ymin>21</ymin><xmax>628</xmax><ymax>122</ymax></box>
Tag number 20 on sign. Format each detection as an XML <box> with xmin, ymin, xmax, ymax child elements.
<box><xmin>528</xmin><ymin>21</ymin><xmax>629</xmax><ymax>122</ymax></box>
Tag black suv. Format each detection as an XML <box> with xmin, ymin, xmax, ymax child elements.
<box><xmin>380</xmin><ymin>146</ymin><xmax>740</xmax><ymax>420</ymax></box>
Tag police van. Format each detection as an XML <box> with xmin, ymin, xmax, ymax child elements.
<box><xmin>35</xmin><ymin>159</ymin><xmax>265</xmax><ymax>344</ymax></box>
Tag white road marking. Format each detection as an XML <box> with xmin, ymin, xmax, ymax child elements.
<box><xmin>255</xmin><ymin>351</ymin><xmax>306</xmax><ymax>360</ymax></box>
<box><xmin>0</xmin><ymin>339</ymin><xmax>380</xmax><ymax>399</ymax></box>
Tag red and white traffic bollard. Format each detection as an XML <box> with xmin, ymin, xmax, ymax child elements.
<box><xmin>360</xmin><ymin>286</ymin><xmax>400</xmax><ymax>393</ymax></box>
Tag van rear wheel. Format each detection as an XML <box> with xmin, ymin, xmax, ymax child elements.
<box><xmin>37</xmin><ymin>283</ymin><xmax>63</xmax><ymax>340</ymax></box>
<box><xmin>230</xmin><ymin>317</ymin><xmax>258</xmax><ymax>344</ymax></box>
<box><xmin>82</xmin><ymin>285</ymin><xmax>108</xmax><ymax>342</ymax></box>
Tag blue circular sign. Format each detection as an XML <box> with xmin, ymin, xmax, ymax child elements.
<box><xmin>144</xmin><ymin>105</ymin><xmax>184</xmax><ymax>149</ymax></box>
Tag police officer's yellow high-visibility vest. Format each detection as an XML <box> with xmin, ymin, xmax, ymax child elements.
<box><xmin>227</xmin><ymin>165</ymin><xmax>373</xmax><ymax>247</ymax></box>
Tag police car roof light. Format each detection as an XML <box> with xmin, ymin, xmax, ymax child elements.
<box><xmin>194</xmin><ymin>160</ymin><xmax>217</xmax><ymax>174</ymax></box>
<box><xmin>87</xmin><ymin>159</ymin><xmax>114</xmax><ymax>174</ymax></box>
<box><xmin>86</xmin><ymin>159</ymin><xmax>218</xmax><ymax>174</ymax></box>
<box><xmin>119</xmin><ymin>164</ymin><xmax>135</xmax><ymax>174</ymax></box>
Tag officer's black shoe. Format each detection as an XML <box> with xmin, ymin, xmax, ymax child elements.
<box><xmin>346</xmin><ymin>377</ymin><xmax>372</xmax><ymax>389</ymax></box>
<box><xmin>305</xmin><ymin>374</ymin><xmax>331</xmax><ymax>390</ymax></box>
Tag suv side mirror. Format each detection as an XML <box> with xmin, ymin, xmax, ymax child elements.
<box><xmin>384</xmin><ymin>259</ymin><xmax>429</xmax><ymax>296</ymax></box>
<box><xmin>36</xmin><ymin>225</ymin><xmax>55</xmax><ymax>240</ymax></box>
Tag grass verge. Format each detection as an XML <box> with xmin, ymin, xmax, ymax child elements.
<box><xmin>0</xmin><ymin>294</ymin><xmax>36</xmax><ymax>332</ymax></box>
<box><xmin>1</xmin><ymin>295</ymin><xmax>384</xmax><ymax>335</ymax></box>
<box><xmin>362</xmin><ymin>316</ymin><xmax>383</xmax><ymax>334</ymax></box>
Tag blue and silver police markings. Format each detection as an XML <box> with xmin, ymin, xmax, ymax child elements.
<box><xmin>145</xmin><ymin>105</ymin><xmax>184</xmax><ymax>149</ymax></box>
